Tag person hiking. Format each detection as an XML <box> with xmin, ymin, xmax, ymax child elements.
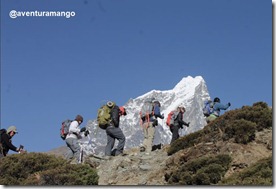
<box><xmin>140</xmin><ymin>99</ymin><xmax>164</xmax><ymax>155</ymax></box>
<box><xmin>0</xmin><ymin>126</ymin><xmax>25</xmax><ymax>158</ymax></box>
<box><xmin>65</xmin><ymin>114</ymin><xmax>87</xmax><ymax>164</ymax></box>
<box><xmin>206</xmin><ymin>97</ymin><xmax>231</xmax><ymax>123</ymax></box>
<box><xmin>169</xmin><ymin>106</ymin><xmax>190</xmax><ymax>144</ymax></box>
<box><xmin>101</xmin><ymin>102</ymin><xmax>127</xmax><ymax>159</ymax></box>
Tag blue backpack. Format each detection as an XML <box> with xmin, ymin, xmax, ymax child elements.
<box><xmin>203</xmin><ymin>100</ymin><xmax>214</xmax><ymax>117</ymax></box>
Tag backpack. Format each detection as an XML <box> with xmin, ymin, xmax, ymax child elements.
<box><xmin>202</xmin><ymin>100</ymin><xmax>214</xmax><ymax>117</ymax></box>
<box><xmin>60</xmin><ymin>119</ymin><xmax>72</xmax><ymax>140</ymax></box>
<box><xmin>0</xmin><ymin>129</ymin><xmax>7</xmax><ymax>143</ymax></box>
<box><xmin>140</xmin><ymin>99</ymin><xmax>154</xmax><ymax>121</ymax></box>
<box><xmin>166</xmin><ymin>111</ymin><xmax>177</xmax><ymax>126</ymax></box>
<box><xmin>97</xmin><ymin>102</ymin><xmax>115</xmax><ymax>130</ymax></box>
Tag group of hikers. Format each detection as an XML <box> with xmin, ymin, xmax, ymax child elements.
<box><xmin>0</xmin><ymin>97</ymin><xmax>231</xmax><ymax>163</ymax></box>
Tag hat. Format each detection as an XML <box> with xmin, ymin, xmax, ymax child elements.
<box><xmin>75</xmin><ymin>115</ymin><xmax>83</xmax><ymax>123</ymax></box>
<box><xmin>214</xmin><ymin>97</ymin><xmax>221</xmax><ymax>103</ymax></box>
<box><xmin>7</xmin><ymin>126</ymin><xmax>18</xmax><ymax>134</ymax></box>
<box><xmin>178</xmin><ymin>103</ymin><xmax>185</xmax><ymax>108</ymax></box>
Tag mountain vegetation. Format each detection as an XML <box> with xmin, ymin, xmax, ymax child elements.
<box><xmin>0</xmin><ymin>101</ymin><xmax>272</xmax><ymax>186</ymax></box>
<box><xmin>167</xmin><ymin>102</ymin><xmax>272</xmax><ymax>155</ymax></box>
<box><xmin>0</xmin><ymin>153</ymin><xmax>98</xmax><ymax>185</ymax></box>
<box><xmin>165</xmin><ymin>101</ymin><xmax>272</xmax><ymax>185</ymax></box>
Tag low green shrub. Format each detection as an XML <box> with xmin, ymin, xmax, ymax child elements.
<box><xmin>0</xmin><ymin>153</ymin><xmax>98</xmax><ymax>185</ymax></box>
<box><xmin>223</xmin><ymin>119</ymin><xmax>256</xmax><ymax>144</ymax></box>
<box><xmin>167</xmin><ymin>130</ymin><xmax>202</xmax><ymax>156</ymax></box>
<box><xmin>193</xmin><ymin>172</ymin><xmax>210</xmax><ymax>185</ymax></box>
<box><xmin>220</xmin><ymin>156</ymin><xmax>272</xmax><ymax>185</ymax></box>
<box><xmin>224</xmin><ymin>102</ymin><xmax>272</xmax><ymax>131</ymax></box>
<box><xmin>166</xmin><ymin>154</ymin><xmax>232</xmax><ymax>185</ymax></box>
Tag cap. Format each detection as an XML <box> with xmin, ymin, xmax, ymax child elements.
<box><xmin>7</xmin><ymin>126</ymin><xmax>18</xmax><ymax>134</ymax></box>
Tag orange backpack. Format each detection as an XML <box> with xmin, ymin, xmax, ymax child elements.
<box><xmin>166</xmin><ymin>111</ymin><xmax>177</xmax><ymax>126</ymax></box>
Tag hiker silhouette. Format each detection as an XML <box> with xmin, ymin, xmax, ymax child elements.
<box><xmin>169</xmin><ymin>106</ymin><xmax>190</xmax><ymax>144</ymax></box>
<box><xmin>102</xmin><ymin>102</ymin><xmax>127</xmax><ymax>158</ymax></box>
<box><xmin>206</xmin><ymin>97</ymin><xmax>231</xmax><ymax>123</ymax></box>
<box><xmin>64</xmin><ymin>114</ymin><xmax>87</xmax><ymax>164</ymax></box>
<box><xmin>0</xmin><ymin>126</ymin><xmax>25</xmax><ymax>157</ymax></box>
<box><xmin>140</xmin><ymin>99</ymin><xmax>164</xmax><ymax>154</ymax></box>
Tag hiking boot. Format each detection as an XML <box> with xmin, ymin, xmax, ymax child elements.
<box><xmin>116</xmin><ymin>152</ymin><xmax>127</xmax><ymax>157</ymax></box>
<box><xmin>140</xmin><ymin>146</ymin><xmax>146</xmax><ymax>152</ymax></box>
<box><xmin>121</xmin><ymin>152</ymin><xmax>128</xmax><ymax>156</ymax></box>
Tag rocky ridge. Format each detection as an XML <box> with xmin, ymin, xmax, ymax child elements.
<box><xmin>82</xmin><ymin>127</ymin><xmax>272</xmax><ymax>185</ymax></box>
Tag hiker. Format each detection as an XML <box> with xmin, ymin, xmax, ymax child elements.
<box><xmin>169</xmin><ymin>106</ymin><xmax>190</xmax><ymax>144</ymax></box>
<box><xmin>104</xmin><ymin>102</ymin><xmax>127</xmax><ymax>158</ymax></box>
<box><xmin>0</xmin><ymin>126</ymin><xmax>25</xmax><ymax>158</ymax></box>
<box><xmin>206</xmin><ymin>97</ymin><xmax>231</xmax><ymax>123</ymax></box>
<box><xmin>140</xmin><ymin>99</ymin><xmax>164</xmax><ymax>154</ymax></box>
<box><xmin>65</xmin><ymin>114</ymin><xmax>87</xmax><ymax>163</ymax></box>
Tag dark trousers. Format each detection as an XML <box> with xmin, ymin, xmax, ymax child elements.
<box><xmin>105</xmin><ymin>126</ymin><xmax>126</xmax><ymax>156</ymax></box>
<box><xmin>170</xmin><ymin>125</ymin><xmax>180</xmax><ymax>144</ymax></box>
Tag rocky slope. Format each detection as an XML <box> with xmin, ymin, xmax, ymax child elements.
<box><xmin>47</xmin><ymin>102</ymin><xmax>272</xmax><ymax>186</ymax></box>
<box><xmin>81</xmin><ymin>127</ymin><xmax>272</xmax><ymax>185</ymax></box>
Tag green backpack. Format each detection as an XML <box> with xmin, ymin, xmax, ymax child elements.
<box><xmin>97</xmin><ymin>102</ymin><xmax>115</xmax><ymax>130</ymax></box>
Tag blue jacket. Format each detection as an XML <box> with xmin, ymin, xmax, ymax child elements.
<box><xmin>213</xmin><ymin>102</ymin><xmax>230</xmax><ymax>116</ymax></box>
<box><xmin>152</xmin><ymin>104</ymin><xmax>164</xmax><ymax>120</ymax></box>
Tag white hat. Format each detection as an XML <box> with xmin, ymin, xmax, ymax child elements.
<box><xmin>7</xmin><ymin>126</ymin><xmax>18</xmax><ymax>134</ymax></box>
<box><xmin>178</xmin><ymin>103</ymin><xmax>185</xmax><ymax>108</ymax></box>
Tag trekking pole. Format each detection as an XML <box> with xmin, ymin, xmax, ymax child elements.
<box><xmin>79</xmin><ymin>145</ymin><xmax>83</xmax><ymax>164</ymax></box>
<box><xmin>181</xmin><ymin>125</ymin><xmax>187</xmax><ymax>137</ymax></box>
<box><xmin>78</xmin><ymin>132</ymin><xmax>93</xmax><ymax>164</ymax></box>
<box><xmin>185</xmin><ymin>125</ymin><xmax>188</xmax><ymax>135</ymax></box>
<box><xmin>87</xmin><ymin>133</ymin><xmax>92</xmax><ymax>145</ymax></box>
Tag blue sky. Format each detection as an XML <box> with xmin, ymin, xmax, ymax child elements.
<box><xmin>1</xmin><ymin>0</ymin><xmax>272</xmax><ymax>153</ymax></box>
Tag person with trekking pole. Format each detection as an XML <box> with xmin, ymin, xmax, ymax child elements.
<box><xmin>65</xmin><ymin>115</ymin><xmax>88</xmax><ymax>164</ymax></box>
<box><xmin>170</xmin><ymin>106</ymin><xmax>190</xmax><ymax>144</ymax></box>
<box><xmin>0</xmin><ymin>126</ymin><xmax>25</xmax><ymax>158</ymax></box>
<box><xmin>206</xmin><ymin>97</ymin><xmax>231</xmax><ymax>123</ymax></box>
